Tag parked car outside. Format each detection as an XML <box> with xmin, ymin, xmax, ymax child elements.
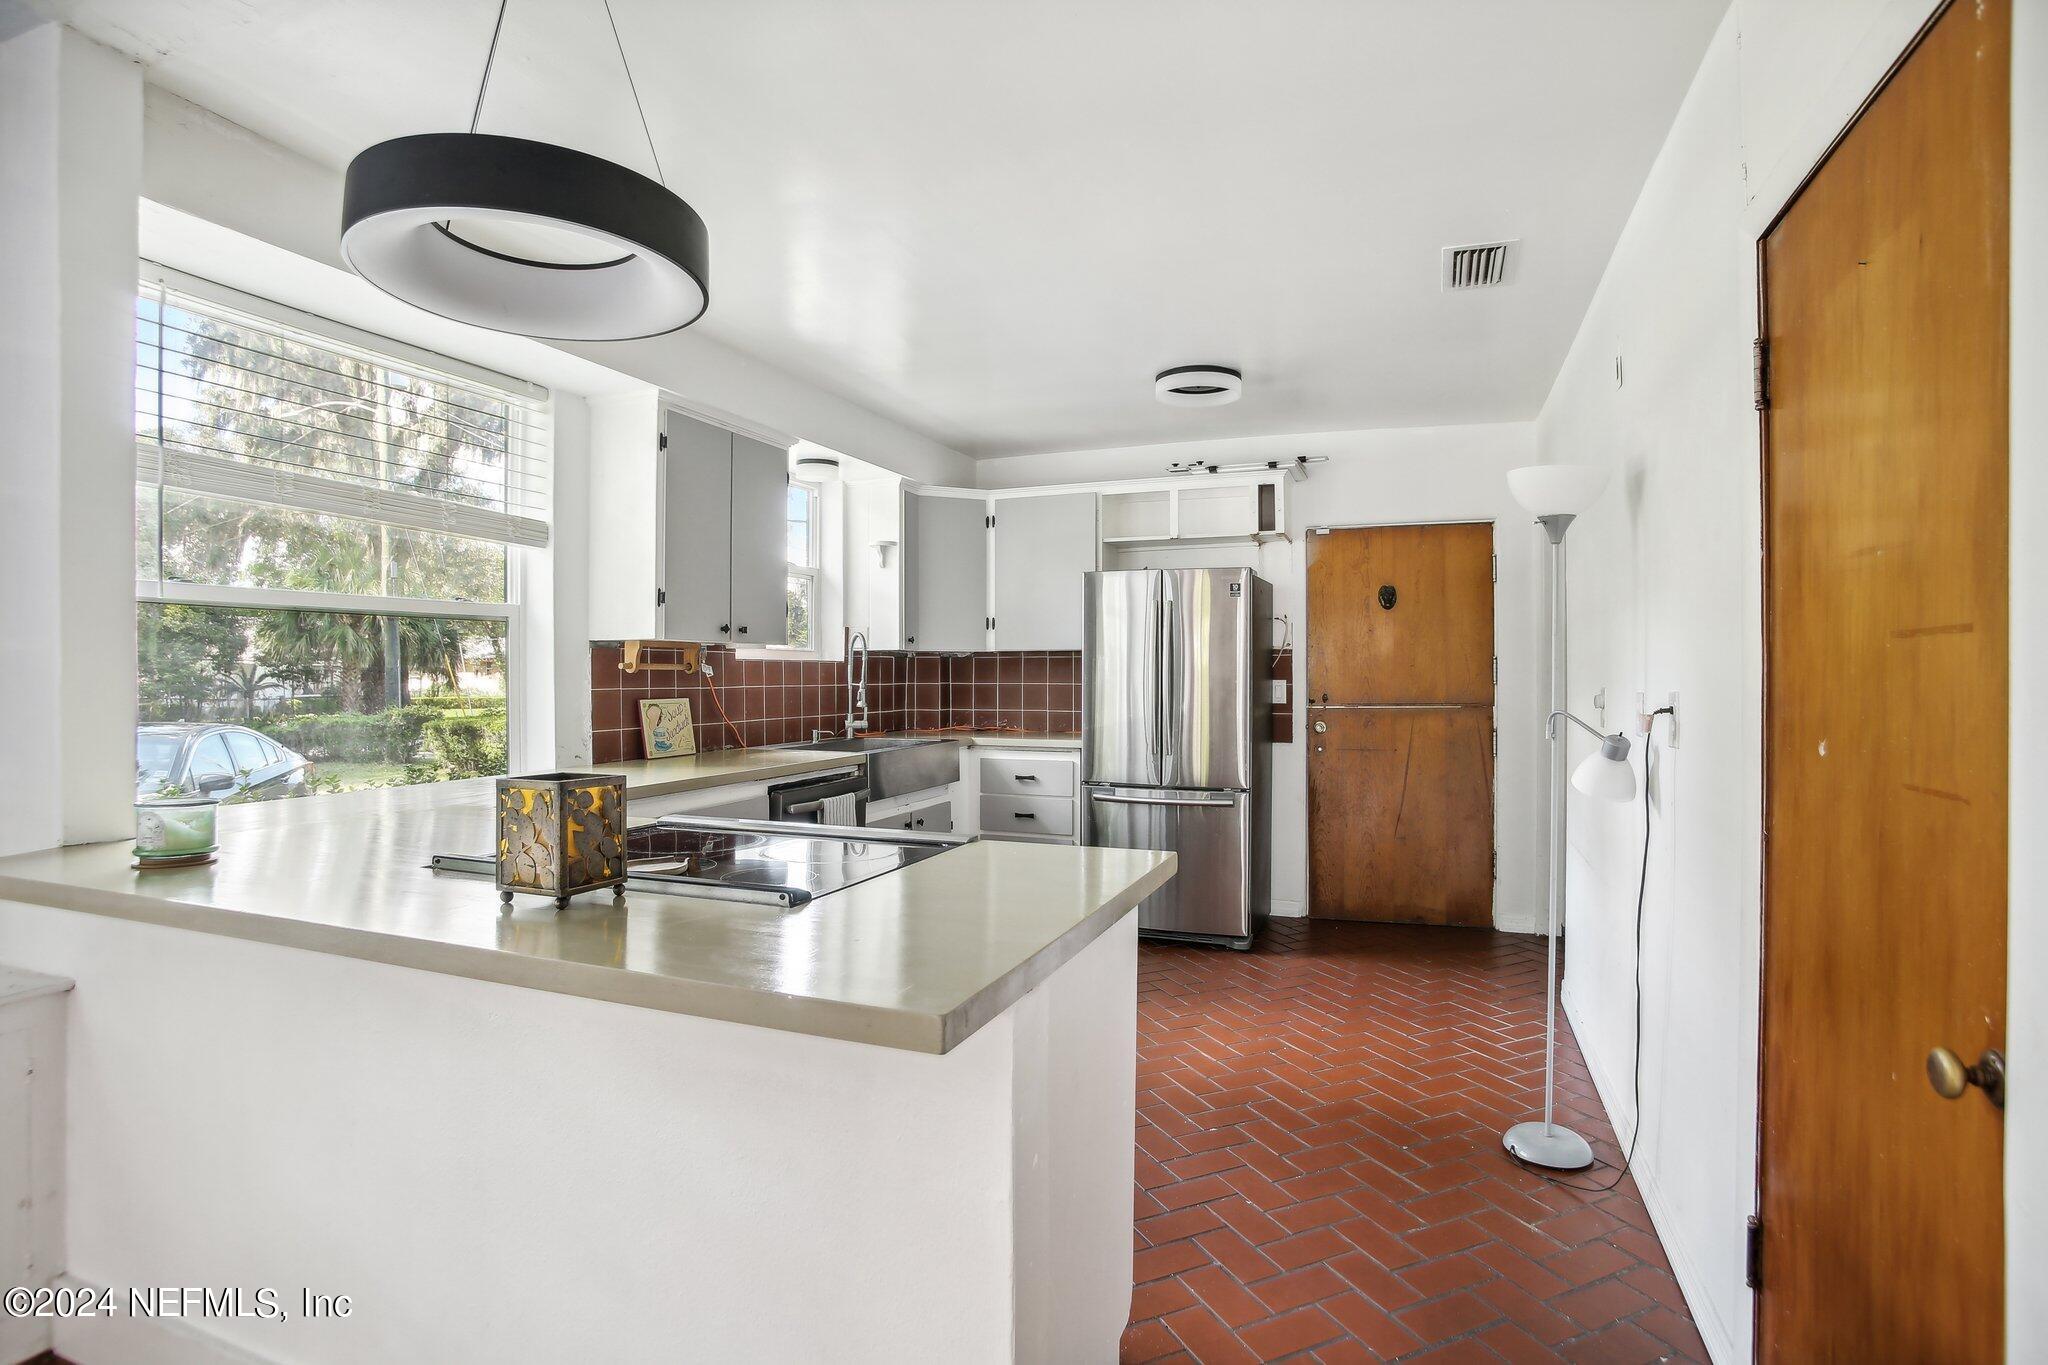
<box><xmin>136</xmin><ymin>723</ymin><xmax>313</xmax><ymax>803</ymax></box>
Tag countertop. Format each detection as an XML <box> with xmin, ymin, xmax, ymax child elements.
<box><xmin>590</xmin><ymin>747</ymin><xmax>869</xmax><ymax>798</ymax></box>
<box><xmin>894</xmin><ymin>731</ymin><xmax>1084</xmax><ymax>751</ymax></box>
<box><xmin>0</xmin><ymin>779</ymin><xmax>1172</xmax><ymax>1054</ymax></box>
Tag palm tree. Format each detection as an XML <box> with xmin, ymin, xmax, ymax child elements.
<box><xmin>216</xmin><ymin>660</ymin><xmax>280</xmax><ymax>722</ymax></box>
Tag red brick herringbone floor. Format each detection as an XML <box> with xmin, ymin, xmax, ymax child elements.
<box><xmin>1122</xmin><ymin>919</ymin><xmax>1706</xmax><ymax>1364</ymax></box>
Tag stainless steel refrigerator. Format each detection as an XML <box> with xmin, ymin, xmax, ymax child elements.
<box><xmin>1082</xmin><ymin>568</ymin><xmax>1271</xmax><ymax>948</ymax></box>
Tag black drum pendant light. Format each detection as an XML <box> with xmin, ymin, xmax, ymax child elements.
<box><xmin>340</xmin><ymin>0</ymin><xmax>708</xmax><ymax>341</ymax></box>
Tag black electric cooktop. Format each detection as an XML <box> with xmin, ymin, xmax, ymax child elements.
<box><xmin>623</xmin><ymin>817</ymin><xmax>964</xmax><ymax>906</ymax></box>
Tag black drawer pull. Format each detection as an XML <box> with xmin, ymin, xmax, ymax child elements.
<box><xmin>1013</xmin><ymin>812</ymin><xmax>1036</xmax><ymax>820</ymax></box>
<box><xmin>1015</xmin><ymin>774</ymin><xmax>1039</xmax><ymax>783</ymax></box>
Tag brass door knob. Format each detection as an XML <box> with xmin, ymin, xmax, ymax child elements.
<box><xmin>1313</xmin><ymin>721</ymin><xmax>1328</xmax><ymax>733</ymax></box>
<box><xmin>1926</xmin><ymin>1046</ymin><xmax>2006</xmax><ymax>1108</ymax></box>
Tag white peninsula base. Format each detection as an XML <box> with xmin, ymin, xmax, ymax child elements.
<box><xmin>0</xmin><ymin>900</ymin><xmax>1138</xmax><ymax>1364</ymax></box>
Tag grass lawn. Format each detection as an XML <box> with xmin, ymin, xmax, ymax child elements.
<box><xmin>310</xmin><ymin>760</ymin><xmax>410</xmax><ymax>791</ymax></box>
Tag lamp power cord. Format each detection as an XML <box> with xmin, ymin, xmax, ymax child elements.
<box><xmin>1509</xmin><ymin>706</ymin><xmax>1673</xmax><ymax>1194</ymax></box>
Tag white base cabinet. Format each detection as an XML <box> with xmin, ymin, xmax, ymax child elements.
<box><xmin>970</xmin><ymin>749</ymin><xmax>1080</xmax><ymax>845</ymax></box>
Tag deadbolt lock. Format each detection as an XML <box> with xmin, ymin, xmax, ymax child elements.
<box><xmin>1926</xmin><ymin>1046</ymin><xmax>2005</xmax><ymax>1109</ymax></box>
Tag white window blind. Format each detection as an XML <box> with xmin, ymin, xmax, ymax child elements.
<box><xmin>135</xmin><ymin>270</ymin><xmax>552</xmax><ymax>548</ymax></box>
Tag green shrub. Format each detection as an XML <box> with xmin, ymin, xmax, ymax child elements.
<box><xmin>404</xmin><ymin>713</ymin><xmax>509</xmax><ymax>783</ymax></box>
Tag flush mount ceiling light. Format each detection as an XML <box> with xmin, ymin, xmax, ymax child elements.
<box><xmin>1155</xmin><ymin>366</ymin><xmax>1243</xmax><ymax>407</ymax></box>
<box><xmin>340</xmin><ymin>0</ymin><xmax>708</xmax><ymax>342</ymax></box>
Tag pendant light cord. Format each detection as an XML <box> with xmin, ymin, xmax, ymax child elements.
<box><xmin>603</xmin><ymin>0</ymin><xmax>667</xmax><ymax>186</ymax></box>
<box><xmin>466</xmin><ymin>0</ymin><xmax>667</xmax><ymax>188</ymax></box>
<box><xmin>468</xmin><ymin>0</ymin><xmax>511</xmax><ymax>134</ymax></box>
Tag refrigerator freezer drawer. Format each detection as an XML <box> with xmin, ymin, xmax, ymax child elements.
<box><xmin>1084</xmin><ymin>785</ymin><xmax>1251</xmax><ymax>943</ymax></box>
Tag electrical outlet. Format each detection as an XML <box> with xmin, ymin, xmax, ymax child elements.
<box><xmin>1269</xmin><ymin>679</ymin><xmax>1288</xmax><ymax>705</ymax></box>
<box><xmin>1665</xmin><ymin>691</ymin><xmax>1680</xmax><ymax>748</ymax></box>
<box><xmin>1592</xmin><ymin>688</ymin><xmax>1607</xmax><ymax>729</ymax></box>
<box><xmin>1634</xmin><ymin>691</ymin><xmax>1650</xmax><ymax>736</ymax></box>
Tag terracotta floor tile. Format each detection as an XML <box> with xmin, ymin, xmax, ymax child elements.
<box><xmin>1163</xmin><ymin>1304</ymin><xmax>1261</xmax><ymax>1365</ymax></box>
<box><xmin>1121</xmin><ymin>1317</ymin><xmax>1184</xmax><ymax>1363</ymax></box>
<box><xmin>1135</xmin><ymin>1238</ymin><xmax>1213</xmax><ymax>1285</ymax></box>
<box><xmin>1236</xmin><ymin>1304</ymin><xmax>1348</xmax><ymax>1361</ymax></box>
<box><xmin>1395</xmin><ymin>1289</ymin><xmax>1504</xmax><ymax>1345</ymax></box>
<box><xmin>1125</xmin><ymin>922</ymin><xmax>1702</xmax><ymax>1363</ymax></box>
<box><xmin>1249</xmin><ymin>1263</ymin><xmax>1349</xmax><ymax>1315</ymax></box>
<box><xmin>1180</xmin><ymin>1265</ymin><xmax>1271</xmax><ymax>1330</ymax></box>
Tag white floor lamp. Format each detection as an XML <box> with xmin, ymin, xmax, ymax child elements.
<box><xmin>1503</xmin><ymin>464</ymin><xmax>1638</xmax><ymax>1171</ymax></box>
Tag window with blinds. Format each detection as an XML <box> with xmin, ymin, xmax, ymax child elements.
<box><xmin>134</xmin><ymin>270</ymin><xmax>552</xmax><ymax>550</ymax></box>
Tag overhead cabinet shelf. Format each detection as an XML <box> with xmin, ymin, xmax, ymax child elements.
<box><xmin>1100</xmin><ymin>482</ymin><xmax>1285</xmax><ymax>546</ymax></box>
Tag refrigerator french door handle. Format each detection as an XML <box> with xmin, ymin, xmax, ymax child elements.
<box><xmin>1151</xmin><ymin>578</ymin><xmax>1166</xmax><ymax>786</ymax></box>
<box><xmin>1088</xmin><ymin>791</ymin><xmax>1237</xmax><ymax>809</ymax></box>
<box><xmin>1160</xmin><ymin>575</ymin><xmax>1176</xmax><ymax>779</ymax></box>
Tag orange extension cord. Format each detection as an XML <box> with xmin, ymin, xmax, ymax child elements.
<box><xmin>700</xmin><ymin>667</ymin><xmax>748</xmax><ymax>749</ymax></box>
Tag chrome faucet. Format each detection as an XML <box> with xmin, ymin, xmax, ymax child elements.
<box><xmin>846</xmin><ymin>631</ymin><xmax>871</xmax><ymax>735</ymax></box>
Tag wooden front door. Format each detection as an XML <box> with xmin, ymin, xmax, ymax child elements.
<box><xmin>1307</xmin><ymin>524</ymin><xmax>1494</xmax><ymax>924</ymax></box>
<box><xmin>1758</xmin><ymin>1</ymin><xmax>2009</xmax><ymax>1358</ymax></box>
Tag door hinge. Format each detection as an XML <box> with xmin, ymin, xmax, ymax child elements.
<box><xmin>1492</xmin><ymin>656</ymin><xmax>1499</xmax><ymax>687</ymax></box>
<box><xmin>1745</xmin><ymin>1216</ymin><xmax>1762</xmax><ymax>1289</ymax></box>
<box><xmin>1753</xmin><ymin>338</ymin><xmax>1771</xmax><ymax>411</ymax></box>
<box><xmin>1491</xmin><ymin>553</ymin><xmax>1498</xmax><ymax>583</ymax></box>
<box><xmin>986</xmin><ymin>514</ymin><xmax>995</xmax><ymax>529</ymax></box>
<box><xmin>1491</xmin><ymin>848</ymin><xmax>1497</xmax><ymax>880</ymax></box>
<box><xmin>658</xmin><ymin>432</ymin><xmax>668</xmax><ymax>451</ymax></box>
<box><xmin>1491</xmin><ymin>728</ymin><xmax>1498</xmax><ymax>758</ymax></box>
<box><xmin>656</xmin><ymin>588</ymin><xmax>666</xmax><ymax>606</ymax></box>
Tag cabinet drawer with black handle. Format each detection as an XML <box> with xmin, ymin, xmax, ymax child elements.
<box><xmin>976</xmin><ymin>753</ymin><xmax>1076</xmax><ymax>797</ymax></box>
<box><xmin>979</xmin><ymin>793</ymin><xmax>1075</xmax><ymax>839</ymax></box>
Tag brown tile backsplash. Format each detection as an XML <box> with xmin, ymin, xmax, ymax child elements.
<box><xmin>589</xmin><ymin>644</ymin><xmax>1084</xmax><ymax>763</ymax></box>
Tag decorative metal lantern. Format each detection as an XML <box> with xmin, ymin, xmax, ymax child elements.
<box><xmin>495</xmin><ymin>772</ymin><xmax>628</xmax><ymax>909</ymax></box>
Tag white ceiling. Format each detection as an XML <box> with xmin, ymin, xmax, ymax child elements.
<box><xmin>48</xmin><ymin>0</ymin><xmax>1726</xmax><ymax>458</ymax></box>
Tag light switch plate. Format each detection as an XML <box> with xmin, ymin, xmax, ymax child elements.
<box><xmin>1269</xmin><ymin>680</ymin><xmax>1289</xmax><ymax>704</ymax></box>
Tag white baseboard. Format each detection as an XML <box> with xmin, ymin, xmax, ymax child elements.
<box><xmin>49</xmin><ymin>1275</ymin><xmax>276</xmax><ymax>1365</ymax></box>
<box><xmin>1560</xmin><ymin>992</ymin><xmax>1744</xmax><ymax>1365</ymax></box>
<box><xmin>1267</xmin><ymin>899</ymin><xmax>1306</xmax><ymax>919</ymax></box>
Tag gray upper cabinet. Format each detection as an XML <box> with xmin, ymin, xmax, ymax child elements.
<box><xmin>727</xmin><ymin>433</ymin><xmax>789</xmax><ymax>646</ymax></box>
<box><xmin>903</xmin><ymin>492</ymin><xmax>989</xmax><ymax>652</ymax></box>
<box><xmin>992</xmin><ymin>492</ymin><xmax>1098</xmax><ymax>650</ymax></box>
<box><xmin>586</xmin><ymin>405</ymin><xmax>787</xmax><ymax>646</ymax></box>
<box><xmin>660</xmin><ymin>410</ymin><xmax>734</xmax><ymax>643</ymax></box>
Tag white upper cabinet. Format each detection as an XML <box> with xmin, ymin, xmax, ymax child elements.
<box><xmin>844</xmin><ymin>475</ymin><xmax>906</xmax><ymax>650</ymax></box>
<box><xmin>903</xmin><ymin>491</ymin><xmax>989</xmax><ymax>652</ymax></box>
<box><xmin>992</xmin><ymin>492</ymin><xmax>1098</xmax><ymax>650</ymax></box>
<box><xmin>587</xmin><ymin>395</ymin><xmax>791</xmax><ymax>644</ymax></box>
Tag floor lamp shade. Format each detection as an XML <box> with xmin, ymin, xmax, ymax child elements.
<box><xmin>1572</xmin><ymin>741</ymin><xmax>1637</xmax><ymax>802</ymax></box>
<box><xmin>1507</xmin><ymin>464</ymin><xmax>1610</xmax><ymax>517</ymax></box>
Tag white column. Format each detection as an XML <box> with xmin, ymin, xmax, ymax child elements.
<box><xmin>0</xmin><ymin>25</ymin><xmax>142</xmax><ymax>853</ymax></box>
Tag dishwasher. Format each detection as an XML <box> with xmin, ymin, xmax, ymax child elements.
<box><xmin>766</xmin><ymin>768</ymin><xmax>869</xmax><ymax>825</ymax></box>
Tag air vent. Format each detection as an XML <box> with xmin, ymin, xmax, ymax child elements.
<box><xmin>1441</xmin><ymin>240</ymin><xmax>1517</xmax><ymax>290</ymax></box>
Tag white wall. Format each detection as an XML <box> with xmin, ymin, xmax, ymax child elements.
<box><xmin>2006</xmin><ymin>0</ymin><xmax>2045</xmax><ymax>1353</ymax></box>
<box><xmin>139</xmin><ymin>87</ymin><xmax>975</xmax><ymax>489</ymax></box>
<box><xmin>0</xmin><ymin>25</ymin><xmax>141</xmax><ymax>852</ymax></box>
<box><xmin>1534</xmin><ymin>1</ymin><xmax>2040</xmax><ymax>1359</ymax></box>
<box><xmin>976</xmin><ymin>423</ymin><xmax>1546</xmax><ymax>931</ymax></box>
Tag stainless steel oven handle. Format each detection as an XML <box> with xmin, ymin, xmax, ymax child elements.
<box><xmin>1088</xmin><ymin>792</ymin><xmax>1237</xmax><ymax>809</ymax></box>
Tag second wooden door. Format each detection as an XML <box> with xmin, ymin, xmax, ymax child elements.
<box><xmin>1307</xmin><ymin>524</ymin><xmax>1495</xmax><ymax>925</ymax></box>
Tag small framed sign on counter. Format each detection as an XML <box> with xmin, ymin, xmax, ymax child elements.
<box><xmin>639</xmin><ymin>697</ymin><xmax>698</xmax><ymax>758</ymax></box>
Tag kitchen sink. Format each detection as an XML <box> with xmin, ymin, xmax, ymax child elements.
<box><xmin>804</xmin><ymin>735</ymin><xmax>960</xmax><ymax>800</ymax></box>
